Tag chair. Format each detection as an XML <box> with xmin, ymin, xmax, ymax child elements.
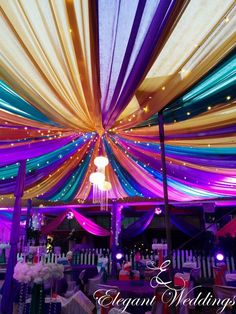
<box><xmin>213</xmin><ymin>266</ymin><xmax>227</xmax><ymax>285</ymax></box>
<box><xmin>213</xmin><ymin>285</ymin><xmax>236</xmax><ymax>314</ymax></box>
<box><xmin>63</xmin><ymin>280</ymin><xmax>78</xmax><ymax>298</ymax></box>
<box><xmin>85</xmin><ymin>272</ymin><xmax>103</xmax><ymax>296</ymax></box>
<box><xmin>149</xmin><ymin>286</ymin><xmax>184</xmax><ymax>314</ymax></box>
<box><xmin>190</xmin><ymin>267</ymin><xmax>200</xmax><ymax>282</ymax></box>
<box><xmin>174</xmin><ymin>273</ymin><xmax>190</xmax><ymax>288</ymax></box>
<box><xmin>109</xmin><ymin>309</ymin><xmax>131</xmax><ymax>314</ymax></box>
<box><xmin>95</xmin><ymin>284</ymin><xmax>120</xmax><ymax>314</ymax></box>
<box><xmin>119</xmin><ymin>269</ymin><xmax>130</xmax><ymax>280</ymax></box>
<box><xmin>116</xmin><ymin>262</ymin><xmax>122</xmax><ymax>272</ymax></box>
<box><xmin>59</xmin><ymin>290</ymin><xmax>95</xmax><ymax>314</ymax></box>
<box><xmin>73</xmin><ymin>290</ymin><xmax>95</xmax><ymax>313</ymax></box>
<box><xmin>78</xmin><ymin>269</ymin><xmax>86</xmax><ymax>285</ymax></box>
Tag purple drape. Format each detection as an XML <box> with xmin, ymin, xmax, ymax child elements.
<box><xmin>170</xmin><ymin>214</ymin><xmax>200</xmax><ymax>237</ymax></box>
<box><xmin>122</xmin><ymin>209</ymin><xmax>155</xmax><ymax>239</ymax></box>
<box><xmin>1</xmin><ymin>160</ymin><xmax>26</xmax><ymax>314</ymax></box>
<box><xmin>0</xmin><ymin>220</ymin><xmax>11</xmax><ymax>243</ymax></box>
<box><xmin>121</xmin><ymin>209</ymin><xmax>201</xmax><ymax>239</ymax></box>
<box><xmin>99</xmin><ymin>0</ymin><xmax>176</xmax><ymax>129</ymax></box>
<box><xmin>42</xmin><ymin>209</ymin><xmax>110</xmax><ymax>237</ymax></box>
<box><xmin>0</xmin><ymin>135</ymin><xmax>76</xmax><ymax>167</ymax></box>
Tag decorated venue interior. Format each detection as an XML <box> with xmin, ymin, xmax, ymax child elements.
<box><xmin>0</xmin><ymin>0</ymin><xmax>236</xmax><ymax>313</ymax></box>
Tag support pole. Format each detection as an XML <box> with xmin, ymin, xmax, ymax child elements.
<box><xmin>24</xmin><ymin>199</ymin><xmax>32</xmax><ymax>246</ymax></box>
<box><xmin>111</xmin><ymin>204</ymin><xmax>122</xmax><ymax>277</ymax></box>
<box><xmin>158</xmin><ymin>112</ymin><xmax>172</xmax><ymax>258</ymax></box>
<box><xmin>1</xmin><ymin>160</ymin><xmax>26</xmax><ymax>314</ymax></box>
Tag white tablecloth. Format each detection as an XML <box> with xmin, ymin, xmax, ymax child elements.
<box><xmin>183</xmin><ymin>262</ymin><xmax>197</xmax><ymax>269</ymax></box>
<box><xmin>226</xmin><ymin>273</ymin><xmax>236</xmax><ymax>282</ymax></box>
<box><xmin>152</xmin><ymin>244</ymin><xmax>167</xmax><ymax>250</ymax></box>
<box><xmin>59</xmin><ymin>290</ymin><xmax>95</xmax><ymax>314</ymax></box>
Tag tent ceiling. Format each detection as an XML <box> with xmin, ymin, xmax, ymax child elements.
<box><xmin>0</xmin><ymin>0</ymin><xmax>236</xmax><ymax>204</ymax></box>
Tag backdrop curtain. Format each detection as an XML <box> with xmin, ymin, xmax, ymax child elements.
<box><xmin>122</xmin><ymin>209</ymin><xmax>155</xmax><ymax>239</ymax></box>
<box><xmin>170</xmin><ymin>214</ymin><xmax>200</xmax><ymax>237</ymax></box>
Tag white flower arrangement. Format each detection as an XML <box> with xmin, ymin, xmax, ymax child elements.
<box><xmin>0</xmin><ymin>243</ymin><xmax>10</xmax><ymax>249</ymax></box>
<box><xmin>13</xmin><ymin>261</ymin><xmax>64</xmax><ymax>284</ymax></box>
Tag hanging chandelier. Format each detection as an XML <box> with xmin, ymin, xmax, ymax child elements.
<box><xmin>89</xmin><ymin>156</ymin><xmax>112</xmax><ymax>211</ymax></box>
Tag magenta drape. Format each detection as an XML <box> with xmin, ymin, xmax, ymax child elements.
<box><xmin>71</xmin><ymin>209</ymin><xmax>110</xmax><ymax>236</ymax></box>
<box><xmin>41</xmin><ymin>210</ymin><xmax>69</xmax><ymax>235</ymax></box>
<box><xmin>217</xmin><ymin>218</ymin><xmax>236</xmax><ymax>238</ymax></box>
<box><xmin>41</xmin><ymin>209</ymin><xmax>110</xmax><ymax>237</ymax></box>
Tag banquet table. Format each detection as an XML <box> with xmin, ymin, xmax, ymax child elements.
<box><xmin>107</xmin><ymin>279</ymin><xmax>154</xmax><ymax>298</ymax></box>
<box><xmin>225</xmin><ymin>273</ymin><xmax>236</xmax><ymax>287</ymax></box>
<box><xmin>105</xmin><ymin>280</ymin><xmax>154</xmax><ymax>314</ymax></box>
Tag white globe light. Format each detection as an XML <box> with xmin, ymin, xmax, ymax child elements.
<box><xmin>66</xmin><ymin>211</ymin><xmax>74</xmax><ymax>220</ymax></box>
<box><xmin>94</xmin><ymin>156</ymin><xmax>109</xmax><ymax>168</ymax></box>
<box><xmin>89</xmin><ymin>172</ymin><xmax>105</xmax><ymax>185</ymax></box>
<box><xmin>98</xmin><ymin>180</ymin><xmax>112</xmax><ymax>191</ymax></box>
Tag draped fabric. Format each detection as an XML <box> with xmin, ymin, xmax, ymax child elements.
<box><xmin>0</xmin><ymin>220</ymin><xmax>11</xmax><ymax>243</ymax></box>
<box><xmin>122</xmin><ymin>209</ymin><xmax>155</xmax><ymax>239</ymax></box>
<box><xmin>0</xmin><ymin>0</ymin><xmax>236</xmax><ymax>205</ymax></box>
<box><xmin>217</xmin><ymin>218</ymin><xmax>236</xmax><ymax>237</ymax></box>
<box><xmin>121</xmin><ymin>209</ymin><xmax>201</xmax><ymax>239</ymax></box>
<box><xmin>71</xmin><ymin>209</ymin><xmax>110</xmax><ymax>237</ymax></box>
<box><xmin>170</xmin><ymin>214</ymin><xmax>200</xmax><ymax>237</ymax></box>
<box><xmin>41</xmin><ymin>210</ymin><xmax>68</xmax><ymax>235</ymax></box>
<box><xmin>42</xmin><ymin>209</ymin><xmax>110</xmax><ymax>237</ymax></box>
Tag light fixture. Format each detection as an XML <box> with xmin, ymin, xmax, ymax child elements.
<box><xmin>155</xmin><ymin>207</ymin><xmax>162</xmax><ymax>215</ymax></box>
<box><xmin>116</xmin><ymin>253</ymin><xmax>123</xmax><ymax>260</ymax></box>
<box><xmin>98</xmin><ymin>181</ymin><xmax>112</xmax><ymax>191</ymax></box>
<box><xmin>90</xmin><ymin>155</ymin><xmax>112</xmax><ymax>211</ymax></box>
<box><xmin>94</xmin><ymin>156</ymin><xmax>109</xmax><ymax>168</ymax></box>
<box><xmin>216</xmin><ymin>253</ymin><xmax>224</xmax><ymax>262</ymax></box>
<box><xmin>66</xmin><ymin>211</ymin><xmax>74</xmax><ymax>220</ymax></box>
<box><xmin>89</xmin><ymin>172</ymin><xmax>105</xmax><ymax>185</ymax></box>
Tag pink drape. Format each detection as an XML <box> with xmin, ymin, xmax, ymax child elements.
<box><xmin>41</xmin><ymin>209</ymin><xmax>110</xmax><ymax>237</ymax></box>
<box><xmin>217</xmin><ymin>218</ymin><xmax>236</xmax><ymax>238</ymax></box>
<box><xmin>71</xmin><ymin>209</ymin><xmax>110</xmax><ymax>237</ymax></box>
<box><xmin>41</xmin><ymin>210</ymin><xmax>68</xmax><ymax>235</ymax></box>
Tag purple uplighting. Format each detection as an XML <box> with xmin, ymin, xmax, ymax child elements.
<box><xmin>116</xmin><ymin>253</ymin><xmax>123</xmax><ymax>260</ymax></box>
<box><xmin>216</xmin><ymin>253</ymin><xmax>224</xmax><ymax>261</ymax></box>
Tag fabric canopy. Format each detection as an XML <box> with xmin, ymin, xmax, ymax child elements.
<box><xmin>0</xmin><ymin>0</ymin><xmax>235</xmax><ymax>204</ymax></box>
